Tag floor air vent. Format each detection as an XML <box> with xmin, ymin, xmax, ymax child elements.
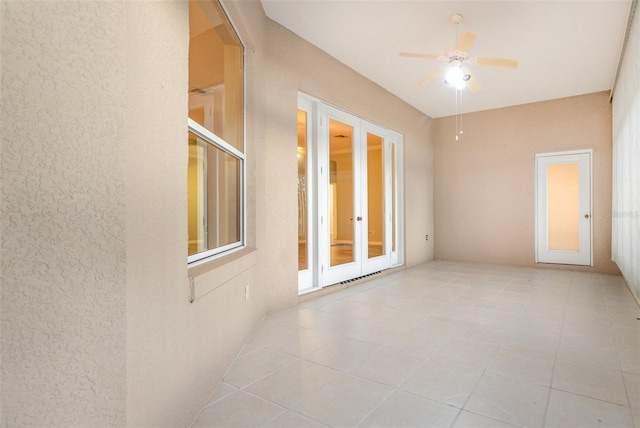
<box><xmin>340</xmin><ymin>271</ymin><xmax>381</xmax><ymax>285</ymax></box>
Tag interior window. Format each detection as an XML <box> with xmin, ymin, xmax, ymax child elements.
<box><xmin>188</xmin><ymin>0</ymin><xmax>245</xmax><ymax>263</ymax></box>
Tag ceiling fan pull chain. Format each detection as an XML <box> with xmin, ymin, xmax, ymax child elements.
<box><xmin>456</xmin><ymin>89</ymin><xmax>459</xmax><ymax>140</ymax></box>
<box><xmin>455</xmin><ymin>88</ymin><xmax>463</xmax><ymax>141</ymax></box>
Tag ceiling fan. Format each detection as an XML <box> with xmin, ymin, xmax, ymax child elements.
<box><xmin>399</xmin><ymin>14</ymin><xmax>518</xmax><ymax>92</ymax></box>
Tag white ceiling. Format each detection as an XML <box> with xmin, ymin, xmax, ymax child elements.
<box><xmin>261</xmin><ymin>1</ymin><xmax>631</xmax><ymax>118</ymax></box>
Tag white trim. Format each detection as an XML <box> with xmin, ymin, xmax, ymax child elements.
<box><xmin>187</xmin><ymin>242</ymin><xmax>245</xmax><ymax>267</ymax></box>
<box><xmin>188</xmin><ymin>118</ymin><xmax>245</xmax><ymax>161</ymax></box>
<box><xmin>535</xmin><ymin>149</ymin><xmax>593</xmax><ymax>158</ymax></box>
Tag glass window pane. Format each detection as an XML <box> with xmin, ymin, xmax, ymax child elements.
<box><xmin>547</xmin><ymin>163</ymin><xmax>580</xmax><ymax>251</ymax></box>
<box><xmin>391</xmin><ymin>143</ymin><xmax>396</xmax><ymax>253</ymax></box>
<box><xmin>329</xmin><ymin>119</ymin><xmax>355</xmax><ymax>267</ymax></box>
<box><xmin>367</xmin><ymin>132</ymin><xmax>384</xmax><ymax>259</ymax></box>
<box><xmin>188</xmin><ymin>132</ymin><xmax>241</xmax><ymax>257</ymax></box>
<box><xmin>189</xmin><ymin>0</ymin><xmax>244</xmax><ymax>152</ymax></box>
<box><xmin>298</xmin><ymin>110</ymin><xmax>309</xmax><ymax>271</ymax></box>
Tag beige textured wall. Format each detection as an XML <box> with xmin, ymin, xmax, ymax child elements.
<box><xmin>433</xmin><ymin>92</ymin><xmax>619</xmax><ymax>274</ymax></box>
<box><xmin>1</xmin><ymin>2</ymin><xmax>127</xmax><ymax>425</ymax></box>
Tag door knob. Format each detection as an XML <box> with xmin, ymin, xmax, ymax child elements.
<box><xmin>356</xmin><ymin>216</ymin><xmax>363</xmax><ymax>221</ymax></box>
<box><xmin>584</xmin><ymin>214</ymin><xmax>590</xmax><ymax>219</ymax></box>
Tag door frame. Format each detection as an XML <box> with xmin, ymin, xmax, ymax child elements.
<box><xmin>535</xmin><ymin>149</ymin><xmax>593</xmax><ymax>266</ymax></box>
<box><xmin>297</xmin><ymin>96</ymin><xmax>316</xmax><ymax>291</ymax></box>
<box><xmin>297</xmin><ymin>93</ymin><xmax>404</xmax><ymax>293</ymax></box>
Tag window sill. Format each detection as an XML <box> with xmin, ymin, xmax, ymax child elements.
<box><xmin>188</xmin><ymin>247</ymin><xmax>257</xmax><ymax>302</ymax></box>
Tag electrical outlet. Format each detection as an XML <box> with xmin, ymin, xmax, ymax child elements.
<box><xmin>245</xmin><ymin>285</ymin><xmax>250</xmax><ymax>301</ymax></box>
<box><xmin>426</xmin><ymin>234</ymin><xmax>429</xmax><ymax>241</ymax></box>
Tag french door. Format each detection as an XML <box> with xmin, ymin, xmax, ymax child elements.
<box><xmin>298</xmin><ymin>96</ymin><xmax>403</xmax><ymax>292</ymax></box>
<box><xmin>536</xmin><ymin>150</ymin><xmax>592</xmax><ymax>266</ymax></box>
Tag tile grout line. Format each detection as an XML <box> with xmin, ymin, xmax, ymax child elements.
<box><xmin>189</xmin><ymin>339</ymin><xmax>267</xmax><ymax>428</ymax></box>
<box><xmin>539</xmin><ymin>286</ymin><xmax>568</xmax><ymax>428</ymax></box>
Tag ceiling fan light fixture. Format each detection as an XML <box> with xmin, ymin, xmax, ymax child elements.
<box><xmin>444</xmin><ymin>66</ymin><xmax>469</xmax><ymax>89</ymax></box>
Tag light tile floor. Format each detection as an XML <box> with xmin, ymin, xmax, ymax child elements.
<box><xmin>193</xmin><ymin>261</ymin><xmax>640</xmax><ymax>427</ymax></box>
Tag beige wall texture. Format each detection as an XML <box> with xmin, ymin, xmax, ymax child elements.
<box><xmin>433</xmin><ymin>92</ymin><xmax>620</xmax><ymax>274</ymax></box>
<box><xmin>1</xmin><ymin>0</ymin><xmax>434</xmax><ymax>426</ymax></box>
<box><xmin>1</xmin><ymin>2</ymin><xmax>128</xmax><ymax>425</ymax></box>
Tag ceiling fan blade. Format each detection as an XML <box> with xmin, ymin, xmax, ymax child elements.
<box><xmin>455</xmin><ymin>30</ymin><xmax>477</xmax><ymax>55</ymax></box>
<box><xmin>399</xmin><ymin>52</ymin><xmax>440</xmax><ymax>60</ymax></box>
<box><xmin>467</xmin><ymin>74</ymin><xmax>482</xmax><ymax>93</ymax></box>
<box><xmin>417</xmin><ymin>67</ymin><xmax>443</xmax><ymax>87</ymax></box>
<box><xmin>473</xmin><ymin>56</ymin><xmax>519</xmax><ymax>69</ymax></box>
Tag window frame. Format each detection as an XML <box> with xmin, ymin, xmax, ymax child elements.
<box><xmin>187</xmin><ymin>0</ymin><xmax>246</xmax><ymax>266</ymax></box>
<box><xmin>187</xmin><ymin>119</ymin><xmax>246</xmax><ymax>265</ymax></box>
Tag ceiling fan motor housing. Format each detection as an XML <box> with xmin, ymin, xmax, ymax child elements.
<box><xmin>449</xmin><ymin>13</ymin><xmax>463</xmax><ymax>25</ymax></box>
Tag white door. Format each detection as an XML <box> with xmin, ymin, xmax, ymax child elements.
<box><xmin>361</xmin><ymin>121</ymin><xmax>393</xmax><ymax>275</ymax></box>
<box><xmin>319</xmin><ymin>106</ymin><xmax>364</xmax><ymax>286</ymax></box>
<box><xmin>319</xmin><ymin>105</ymin><xmax>393</xmax><ymax>286</ymax></box>
<box><xmin>536</xmin><ymin>151</ymin><xmax>592</xmax><ymax>266</ymax></box>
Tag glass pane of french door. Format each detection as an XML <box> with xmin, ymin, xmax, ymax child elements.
<box><xmin>329</xmin><ymin>118</ymin><xmax>355</xmax><ymax>267</ymax></box>
<box><xmin>297</xmin><ymin>109</ymin><xmax>309</xmax><ymax>271</ymax></box>
<box><xmin>391</xmin><ymin>143</ymin><xmax>396</xmax><ymax>253</ymax></box>
<box><xmin>547</xmin><ymin>163</ymin><xmax>580</xmax><ymax>251</ymax></box>
<box><xmin>366</xmin><ymin>132</ymin><xmax>384</xmax><ymax>259</ymax></box>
